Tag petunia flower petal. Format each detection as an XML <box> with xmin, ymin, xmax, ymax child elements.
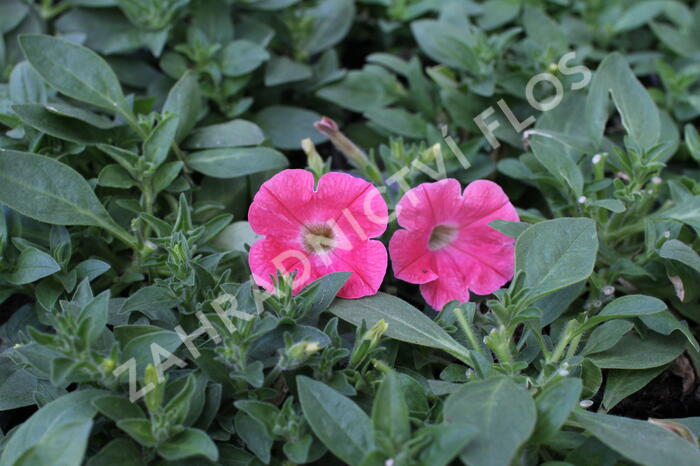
<box><xmin>328</xmin><ymin>240</ymin><xmax>388</xmax><ymax>298</ymax></box>
<box><xmin>389</xmin><ymin>229</ymin><xmax>438</xmax><ymax>284</ymax></box>
<box><xmin>316</xmin><ymin>171</ymin><xmax>388</xmax><ymax>240</ymax></box>
<box><xmin>395</xmin><ymin>178</ymin><xmax>462</xmax><ymax>231</ymax></box>
<box><xmin>456</xmin><ymin>179</ymin><xmax>519</xmax><ymax>228</ymax></box>
<box><xmin>248</xmin><ymin>169</ymin><xmax>315</xmax><ymax>237</ymax></box>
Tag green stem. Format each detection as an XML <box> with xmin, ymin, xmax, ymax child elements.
<box><xmin>454</xmin><ymin>307</ymin><xmax>484</xmax><ymax>357</ymax></box>
<box><xmin>101</xmin><ymin>219</ymin><xmax>139</xmax><ymax>251</ymax></box>
<box><xmin>547</xmin><ymin>320</ymin><xmax>576</xmax><ymax>365</ymax></box>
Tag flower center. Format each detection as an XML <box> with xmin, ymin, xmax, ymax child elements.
<box><xmin>428</xmin><ymin>224</ymin><xmax>458</xmax><ymax>250</ymax></box>
<box><xmin>302</xmin><ymin>223</ymin><xmax>335</xmax><ymax>254</ymax></box>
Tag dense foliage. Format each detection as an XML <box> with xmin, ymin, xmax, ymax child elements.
<box><xmin>1</xmin><ymin>0</ymin><xmax>700</xmax><ymax>465</ymax></box>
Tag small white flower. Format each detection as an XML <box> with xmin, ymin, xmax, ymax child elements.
<box><xmin>385</xmin><ymin>459</ymin><xmax>395</xmax><ymax>466</ymax></box>
<box><xmin>577</xmin><ymin>196</ymin><xmax>587</xmax><ymax>204</ymax></box>
<box><xmin>592</xmin><ymin>154</ymin><xmax>602</xmax><ymax>164</ymax></box>
<box><xmin>663</xmin><ymin>231</ymin><xmax>671</xmax><ymax>238</ymax></box>
<box><xmin>558</xmin><ymin>369</ymin><xmax>570</xmax><ymax>377</ymax></box>
<box><xmin>579</xmin><ymin>400</ymin><xmax>594</xmax><ymax>408</ymax></box>
<box><xmin>602</xmin><ymin>285</ymin><xmax>615</xmax><ymax>296</ymax></box>
<box><xmin>652</xmin><ymin>176</ymin><xmax>662</xmax><ymax>185</ymax></box>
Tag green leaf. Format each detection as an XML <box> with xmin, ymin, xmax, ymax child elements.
<box><xmin>444</xmin><ymin>377</ymin><xmax>536</xmax><ymax>466</ymax></box>
<box><xmin>580</xmin><ymin>320</ymin><xmax>635</xmax><ymax>356</ymax></box>
<box><xmin>532</xmin><ymin>378</ymin><xmax>582</xmax><ymax>443</ymax></box>
<box><xmin>255</xmin><ymin>105</ymin><xmax>327</xmax><ymax>150</ymax></box>
<box><xmin>0</xmin><ymin>150</ymin><xmax>122</xmax><ymax>232</ymax></box>
<box><xmin>86</xmin><ymin>438</ymin><xmax>145</xmax><ymax>466</ymax></box>
<box><xmin>152</xmin><ymin>161</ymin><xmax>183</xmax><ymax>194</ymax></box>
<box><xmin>184</xmin><ymin>119</ymin><xmax>265</xmax><ymax>149</ymax></box>
<box><xmin>157</xmin><ymin>428</ymin><xmax>219</xmax><ymax>462</ymax></box>
<box><xmin>298</xmin><ymin>0</ymin><xmax>355</xmax><ymax>56</ymax></box>
<box><xmin>116</xmin><ymin>419</ymin><xmax>157</xmax><ymax>447</ymax></box>
<box><xmin>98</xmin><ymin>164</ymin><xmax>136</xmax><ymax>189</ymax></box>
<box><xmin>221</xmin><ymin>40</ymin><xmax>270</xmax><ymax>77</ymax></box>
<box><xmin>13</xmin><ymin>104</ymin><xmax>114</xmax><ymax>145</ymax></box>
<box><xmin>660</xmin><ymin>239</ymin><xmax>700</xmax><ymax>273</ymax></box>
<box><xmin>516</xmin><ymin>218</ymin><xmax>598</xmax><ymax>299</ymax></box>
<box><xmin>234</xmin><ymin>411</ymin><xmax>273</xmax><ymax>463</ymax></box>
<box><xmin>19</xmin><ymin>35</ymin><xmax>130</xmax><ymax>117</ymax></box>
<box><xmin>188</xmin><ymin>147</ymin><xmax>288</xmax><ymax>179</ymax></box>
<box><xmin>9</xmin><ymin>61</ymin><xmax>47</xmax><ymax>105</ymax></box>
<box><xmin>0</xmin><ymin>389</ymin><xmax>103</xmax><ymax>466</ymax></box>
<box><xmin>612</xmin><ymin>1</ymin><xmax>669</xmax><ymax>33</ymax></box>
<box><xmin>584</xmin><ymin>295</ymin><xmax>667</xmax><ymax>327</ymax></box>
<box><xmin>656</xmin><ymin>195</ymin><xmax>700</xmax><ymax>231</ymax></box>
<box><xmin>640</xmin><ymin>310</ymin><xmax>700</xmax><ymax>351</ymax></box>
<box><xmin>372</xmin><ymin>370</ymin><xmax>410</xmax><ymax>446</ymax></box>
<box><xmin>265</xmin><ymin>56</ymin><xmax>312</xmax><ymax>86</ymax></box>
<box><xmin>364</xmin><ymin>107</ymin><xmax>427</xmax><ymax>138</ymax></box>
<box><xmin>685</xmin><ymin>123</ymin><xmax>700</xmax><ymax>162</ymax></box>
<box><xmin>328</xmin><ymin>293</ymin><xmax>472</xmax><ymax>364</ymax></box>
<box><xmin>589</xmin><ymin>199</ymin><xmax>626</xmax><ymax>213</ymax></box>
<box><xmin>0</xmin><ymin>0</ymin><xmax>29</xmax><ymax>34</ymax></box>
<box><xmin>297</xmin><ymin>376</ymin><xmax>374</xmax><ymax>466</ymax></box>
<box><xmin>489</xmin><ymin>220</ymin><xmax>531</xmax><ymax>239</ymax></box>
<box><xmin>6</xmin><ymin>246</ymin><xmax>60</xmax><ymax>285</ymax></box>
<box><xmin>118</xmin><ymin>285</ymin><xmax>178</xmax><ymax>320</ymax></box>
<box><xmin>15</xmin><ymin>419</ymin><xmax>93</xmax><ymax>466</ymax></box>
<box><xmin>586</xmin><ymin>53</ymin><xmax>660</xmax><ymax>150</ymax></box>
<box><xmin>143</xmin><ymin>114</ymin><xmax>179</xmax><ymax>166</ymax></box>
<box><xmin>416</xmin><ymin>423</ymin><xmax>477</xmax><ymax>466</ymax></box>
<box><xmin>114</xmin><ymin>325</ymin><xmax>181</xmax><ymax>373</ymax></box>
<box><xmin>602</xmin><ymin>366</ymin><xmax>668</xmax><ymax>411</ymax></box>
<box><xmin>316</xmin><ymin>69</ymin><xmax>393</xmax><ymax>112</ymax></box>
<box><xmin>78</xmin><ymin>290</ymin><xmax>110</xmax><ymax>344</ymax></box>
<box><xmin>529</xmin><ymin>133</ymin><xmax>584</xmax><ymax>197</ymax></box>
<box><xmin>588</xmin><ymin>332</ymin><xmax>686</xmax><ymax>369</ymax></box>
<box><xmin>163</xmin><ymin>71</ymin><xmax>201</xmax><ymax>143</ymax></box>
<box><xmin>93</xmin><ymin>395</ymin><xmax>146</xmax><ymax>422</ymax></box>
<box><xmin>411</xmin><ymin>20</ymin><xmax>478</xmax><ymax>73</ymax></box>
<box><xmin>573</xmin><ymin>410</ymin><xmax>700</xmax><ymax>466</ymax></box>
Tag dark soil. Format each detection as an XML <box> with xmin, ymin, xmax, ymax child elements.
<box><xmin>610</xmin><ymin>360</ymin><xmax>700</xmax><ymax>419</ymax></box>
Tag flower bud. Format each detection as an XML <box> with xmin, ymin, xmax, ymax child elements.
<box><xmin>100</xmin><ymin>357</ymin><xmax>116</xmax><ymax>374</ymax></box>
<box><xmin>648</xmin><ymin>418</ymin><xmax>698</xmax><ymax>445</ymax></box>
<box><xmin>144</xmin><ymin>363</ymin><xmax>164</xmax><ymax>412</ymax></box>
<box><xmin>350</xmin><ymin>319</ymin><xmax>388</xmax><ymax>368</ymax></box>
<box><xmin>314</xmin><ymin>117</ymin><xmax>369</xmax><ymax>168</ymax></box>
<box><xmin>302</xmin><ymin>138</ymin><xmax>326</xmax><ymax>180</ymax></box>
<box><xmin>283</xmin><ymin>341</ymin><xmax>321</xmax><ymax>369</ymax></box>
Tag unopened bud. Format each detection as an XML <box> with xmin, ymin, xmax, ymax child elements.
<box><xmin>363</xmin><ymin>319</ymin><xmax>388</xmax><ymax>346</ymax></box>
<box><xmin>302</xmin><ymin>138</ymin><xmax>326</xmax><ymax>179</ymax></box>
<box><xmin>579</xmin><ymin>400</ymin><xmax>594</xmax><ymax>408</ymax></box>
<box><xmin>100</xmin><ymin>358</ymin><xmax>116</xmax><ymax>373</ymax></box>
<box><xmin>648</xmin><ymin>418</ymin><xmax>698</xmax><ymax>445</ymax></box>
<box><xmin>144</xmin><ymin>363</ymin><xmax>164</xmax><ymax>412</ymax></box>
<box><xmin>314</xmin><ymin>117</ymin><xmax>369</xmax><ymax>168</ymax></box>
<box><xmin>350</xmin><ymin>319</ymin><xmax>388</xmax><ymax>368</ymax></box>
<box><xmin>422</xmin><ymin>143</ymin><xmax>441</xmax><ymax>163</ymax></box>
<box><xmin>287</xmin><ymin>341</ymin><xmax>321</xmax><ymax>362</ymax></box>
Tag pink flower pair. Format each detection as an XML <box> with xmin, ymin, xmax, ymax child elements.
<box><xmin>248</xmin><ymin>170</ymin><xmax>518</xmax><ymax>310</ymax></box>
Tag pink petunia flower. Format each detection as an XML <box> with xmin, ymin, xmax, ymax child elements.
<box><xmin>389</xmin><ymin>179</ymin><xmax>519</xmax><ymax>311</ymax></box>
<box><xmin>248</xmin><ymin>169</ymin><xmax>388</xmax><ymax>298</ymax></box>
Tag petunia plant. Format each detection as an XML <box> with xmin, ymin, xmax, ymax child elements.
<box><xmin>1</xmin><ymin>1</ymin><xmax>700</xmax><ymax>466</ymax></box>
